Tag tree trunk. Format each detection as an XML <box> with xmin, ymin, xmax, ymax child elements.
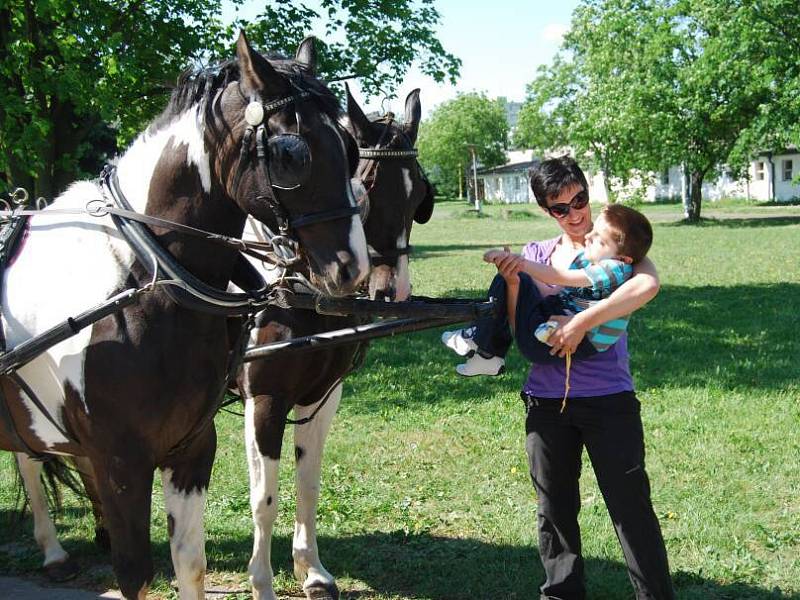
<box><xmin>601</xmin><ymin>156</ymin><xmax>614</xmax><ymax>203</ymax></box>
<box><xmin>686</xmin><ymin>170</ymin><xmax>704</xmax><ymax>222</ymax></box>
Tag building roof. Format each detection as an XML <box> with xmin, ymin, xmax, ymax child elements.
<box><xmin>477</xmin><ymin>159</ymin><xmax>539</xmax><ymax>176</ymax></box>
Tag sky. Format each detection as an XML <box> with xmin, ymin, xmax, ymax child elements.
<box><xmin>222</xmin><ymin>0</ymin><xmax>581</xmax><ymax>118</ymax></box>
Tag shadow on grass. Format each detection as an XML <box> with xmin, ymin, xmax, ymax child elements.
<box><xmin>346</xmin><ymin>283</ymin><xmax>798</xmax><ymax>413</ymax></box>
<box><xmin>4</xmin><ymin>511</ymin><xmax>796</xmax><ymax>600</ymax></box>
<box><xmin>666</xmin><ymin>216</ymin><xmax>800</xmax><ymax>228</ymax></box>
<box><xmin>412</xmin><ymin>243</ymin><xmax>504</xmax><ymax>259</ymax></box>
<box><xmin>631</xmin><ymin>283</ymin><xmax>799</xmax><ymax>390</ymax></box>
<box><xmin>4</xmin><ymin>519</ymin><xmax>795</xmax><ymax>600</ymax></box>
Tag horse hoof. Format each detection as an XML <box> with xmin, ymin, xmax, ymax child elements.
<box><xmin>44</xmin><ymin>557</ymin><xmax>80</xmax><ymax>582</ymax></box>
<box><xmin>95</xmin><ymin>526</ymin><xmax>111</xmax><ymax>552</ymax></box>
<box><xmin>305</xmin><ymin>582</ymin><xmax>340</xmax><ymax>600</ymax></box>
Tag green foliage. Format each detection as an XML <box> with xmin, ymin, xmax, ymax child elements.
<box><xmin>0</xmin><ymin>0</ymin><xmax>225</xmax><ymax>197</ymax></box>
<box><xmin>417</xmin><ymin>92</ymin><xmax>509</xmax><ymax>196</ymax></box>
<box><xmin>0</xmin><ymin>0</ymin><xmax>460</xmax><ymax>198</ymax></box>
<box><xmin>214</xmin><ymin>0</ymin><xmax>460</xmax><ymax>99</ymax></box>
<box><xmin>515</xmin><ymin>0</ymin><xmax>800</xmax><ymax>221</ymax></box>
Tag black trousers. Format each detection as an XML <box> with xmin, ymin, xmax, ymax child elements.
<box><xmin>523</xmin><ymin>391</ymin><xmax>674</xmax><ymax>600</ymax></box>
<box><xmin>473</xmin><ymin>273</ymin><xmax>597</xmax><ymax>363</ymax></box>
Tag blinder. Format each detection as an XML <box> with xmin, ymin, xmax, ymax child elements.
<box><xmin>266</xmin><ymin>133</ymin><xmax>311</xmax><ymax>190</ymax></box>
<box><xmin>233</xmin><ymin>91</ymin><xmax>358</xmax><ymax>237</ymax></box>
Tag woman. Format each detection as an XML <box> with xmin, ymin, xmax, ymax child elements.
<box><xmin>444</xmin><ymin>155</ymin><xmax>674</xmax><ymax>599</ymax></box>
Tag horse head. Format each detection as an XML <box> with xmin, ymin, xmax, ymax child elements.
<box><xmin>210</xmin><ymin>31</ymin><xmax>370</xmax><ymax>296</ymax></box>
<box><xmin>343</xmin><ymin>86</ymin><xmax>435</xmax><ymax>302</ymax></box>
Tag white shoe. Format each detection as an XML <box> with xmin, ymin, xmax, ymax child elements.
<box><xmin>441</xmin><ymin>326</ymin><xmax>478</xmax><ymax>357</ymax></box>
<box><xmin>535</xmin><ymin>320</ymin><xmax>559</xmax><ymax>345</ymax></box>
<box><xmin>456</xmin><ymin>354</ymin><xmax>506</xmax><ymax>377</ymax></box>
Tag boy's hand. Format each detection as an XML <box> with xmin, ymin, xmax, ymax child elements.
<box><xmin>482</xmin><ymin>246</ymin><xmax>511</xmax><ymax>264</ymax></box>
<box><xmin>483</xmin><ymin>246</ymin><xmax>523</xmax><ymax>284</ymax></box>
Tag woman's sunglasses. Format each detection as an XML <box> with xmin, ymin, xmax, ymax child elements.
<box><xmin>547</xmin><ymin>190</ymin><xmax>589</xmax><ymax>218</ymax></box>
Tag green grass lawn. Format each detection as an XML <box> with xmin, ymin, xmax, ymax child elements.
<box><xmin>2</xmin><ymin>199</ymin><xmax>799</xmax><ymax>599</ymax></box>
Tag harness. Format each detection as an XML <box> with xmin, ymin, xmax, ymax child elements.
<box><xmin>0</xmin><ymin>86</ymin><xmax>361</xmax><ymax>458</ymax></box>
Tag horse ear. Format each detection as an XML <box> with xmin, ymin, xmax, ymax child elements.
<box><xmin>345</xmin><ymin>83</ymin><xmax>372</xmax><ymax>143</ymax></box>
<box><xmin>404</xmin><ymin>88</ymin><xmax>421</xmax><ymax>145</ymax></box>
<box><xmin>295</xmin><ymin>36</ymin><xmax>317</xmax><ymax>75</ymax></box>
<box><xmin>414</xmin><ymin>166</ymin><xmax>435</xmax><ymax>224</ymax></box>
<box><xmin>236</xmin><ymin>30</ymin><xmax>287</xmax><ymax>98</ymax></box>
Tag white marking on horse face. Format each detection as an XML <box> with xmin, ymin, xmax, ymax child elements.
<box><xmin>394</xmin><ymin>228</ymin><xmax>411</xmax><ymax>302</ymax></box>
<box><xmin>401</xmin><ymin>166</ymin><xmax>415</xmax><ymax>198</ymax></box>
<box><xmin>161</xmin><ymin>468</ymin><xmax>207</xmax><ymax>597</ymax></box>
<box><xmin>320</xmin><ymin>114</ymin><xmax>370</xmax><ymax>287</ymax></box>
<box><xmin>117</xmin><ymin>103</ymin><xmax>211</xmax><ymax>205</ymax></box>
<box><xmin>367</xmin><ymin>229</ymin><xmax>410</xmax><ymax>302</ymax></box>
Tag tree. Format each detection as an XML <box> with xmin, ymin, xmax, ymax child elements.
<box><xmin>0</xmin><ymin>0</ymin><xmax>459</xmax><ymax>198</ymax></box>
<box><xmin>515</xmin><ymin>0</ymin><xmax>786</xmax><ymax>220</ymax></box>
<box><xmin>417</xmin><ymin>92</ymin><xmax>508</xmax><ymax>197</ymax></box>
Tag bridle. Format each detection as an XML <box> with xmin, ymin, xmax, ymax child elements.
<box><xmin>353</xmin><ymin>113</ymin><xmax>420</xmax><ymax>265</ymax></box>
<box><xmin>231</xmin><ymin>88</ymin><xmax>360</xmax><ymax>268</ymax></box>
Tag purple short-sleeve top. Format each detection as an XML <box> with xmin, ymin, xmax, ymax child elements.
<box><xmin>520</xmin><ymin>237</ymin><xmax>635</xmax><ymax>398</ymax></box>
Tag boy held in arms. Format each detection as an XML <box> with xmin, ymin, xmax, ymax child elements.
<box><xmin>443</xmin><ymin>203</ymin><xmax>653</xmax><ymax>375</ymax></box>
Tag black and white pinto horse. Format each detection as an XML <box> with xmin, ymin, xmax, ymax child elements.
<box><xmin>238</xmin><ymin>86</ymin><xmax>433</xmax><ymax>600</ymax></box>
<box><xmin>1</xmin><ymin>33</ymin><xmax>369</xmax><ymax>599</ymax></box>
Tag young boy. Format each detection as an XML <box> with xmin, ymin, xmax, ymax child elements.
<box><xmin>442</xmin><ymin>203</ymin><xmax>653</xmax><ymax>375</ymax></box>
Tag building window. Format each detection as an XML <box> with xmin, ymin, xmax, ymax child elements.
<box><xmin>661</xmin><ymin>169</ymin><xmax>669</xmax><ymax>185</ymax></box>
<box><xmin>755</xmin><ymin>161</ymin><xmax>765</xmax><ymax>181</ymax></box>
<box><xmin>783</xmin><ymin>159</ymin><xmax>793</xmax><ymax>181</ymax></box>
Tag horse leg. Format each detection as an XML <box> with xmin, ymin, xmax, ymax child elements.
<box><xmin>14</xmin><ymin>453</ymin><xmax>78</xmax><ymax>581</ymax></box>
<box><xmin>160</xmin><ymin>428</ymin><xmax>216</xmax><ymax>600</ymax></box>
<box><xmin>293</xmin><ymin>383</ymin><xmax>342</xmax><ymax>600</ymax></box>
<box><xmin>72</xmin><ymin>455</ymin><xmax>111</xmax><ymax>551</ymax></box>
<box><xmin>92</xmin><ymin>453</ymin><xmax>155</xmax><ymax>600</ymax></box>
<box><xmin>245</xmin><ymin>394</ymin><xmax>286</xmax><ymax>600</ymax></box>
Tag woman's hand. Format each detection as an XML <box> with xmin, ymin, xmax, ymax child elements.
<box><xmin>546</xmin><ymin>314</ymin><xmax>588</xmax><ymax>357</ymax></box>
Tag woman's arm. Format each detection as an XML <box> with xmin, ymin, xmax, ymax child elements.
<box><xmin>547</xmin><ymin>256</ymin><xmax>660</xmax><ymax>356</ymax></box>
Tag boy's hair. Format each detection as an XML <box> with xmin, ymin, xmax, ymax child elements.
<box><xmin>529</xmin><ymin>155</ymin><xmax>589</xmax><ymax>209</ymax></box>
<box><xmin>601</xmin><ymin>204</ymin><xmax>653</xmax><ymax>263</ymax></box>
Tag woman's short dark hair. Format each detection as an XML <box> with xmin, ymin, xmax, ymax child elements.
<box><xmin>529</xmin><ymin>155</ymin><xmax>589</xmax><ymax>209</ymax></box>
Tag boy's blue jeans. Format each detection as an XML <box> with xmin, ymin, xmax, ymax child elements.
<box><xmin>473</xmin><ymin>273</ymin><xmax>597</xmax><ymax>363</ymax></box>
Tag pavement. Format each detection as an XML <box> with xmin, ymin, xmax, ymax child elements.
<box><xmin>0</xmin><ymin>576</ymin><xmax>121</xmax><ymax>599</ymax></box>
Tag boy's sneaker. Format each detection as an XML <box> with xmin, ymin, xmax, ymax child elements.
<box><xmin>535</xmin><ymin>320</ymin><xmax>560</xmax><ymax>345</ymax></box>
<box><xmin>441</xmin><ymin>326</ymin><xmax>478</xmax><ymax>357</ymax></box>
<box><xmin>456</xmin><ymin>353</ymin><xmax>506</xmax><ymax>377</ymax></box>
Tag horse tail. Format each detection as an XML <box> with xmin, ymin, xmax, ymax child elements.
<box><xmin>40</xmin><ymin>455</ymin><xmax>87</xmax><ymax>512</ymax></box>
<box><xmin>11</xmin><ymin>454</ymin><xmax>87</xmax><ymax>522</ymax></box>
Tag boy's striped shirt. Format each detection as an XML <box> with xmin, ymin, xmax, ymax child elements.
<box><xmin>558</xmin><ymin>251</ymin><xmax>634</xmax><ymax>352</ymax></box>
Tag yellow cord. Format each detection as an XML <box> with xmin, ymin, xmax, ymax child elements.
<box><xmin>560</xmin><ymin>351</ymin><xmax>572</xmax><ymax>413</ymax></box>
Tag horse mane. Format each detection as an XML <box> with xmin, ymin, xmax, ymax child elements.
<box><xmin>149</xmin><ymin>52</ymin><xmax>341</xmax><ymax>134</ymax></box>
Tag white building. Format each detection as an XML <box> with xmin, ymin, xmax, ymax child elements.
<box><xmin>476</xmin><ymin>150</ymin><xmax>538</xmax><ymax>203</ymax></box>
<box><xmin>476</xmin><ymin>149</ymin><xmax>800</xmax><ymax>204</ymax></box>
